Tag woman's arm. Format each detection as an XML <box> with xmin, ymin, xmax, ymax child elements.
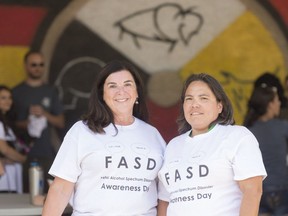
<box><xmin>0</xmin><ymin>160</ymin><xmax>4</xmax><ymax>176</ymax></box>
<box><xmin>157</xmin><ymin>199</ymin><xmax>168</xmax><ymax>216</ymax></box>
<box><xmin>42</xmin><ymin>177</ymin><xmax>74</xmax><ymax>216</ymax></box>
<box><xmin>0</xmin><ymin>140</ymin><xmax>26</xmax><ymax>163</ymax></box>
<box><xmin>238</xmin><ymin>176</ymin><xmax>263</xmax><ymax>216</ymax></box>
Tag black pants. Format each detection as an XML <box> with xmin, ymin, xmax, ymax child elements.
<box><xmin>259</xmin><ymin>189</ymin><xmax>288</xmax><ymax>215</ymax></box>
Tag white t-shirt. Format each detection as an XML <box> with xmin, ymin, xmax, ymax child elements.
<box><xmin>158</xmin><ymin>124</ymin><xmax>267</xmax><ymax>216</ymax></box>
<box><xmin>49</xmin><ymin>118</ymin><xmax>166</xmax><ymax>216</ymax></box>
<box><xmin>0</xmin><ymin>122</ymin><xmax>23</xmax><ymax>193</ymax></box>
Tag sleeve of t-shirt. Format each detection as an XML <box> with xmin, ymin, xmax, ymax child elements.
<box><xmin>283</xmin><ymin>120</ymin><xmax>288</xmax><ymax>138</ymax></box>
<box><xmin>0</xmin><ymin>122</ymin><xmax>5</xmax><ymax>140</ymax></box>
<box><xmin>232</xmin><ymin>129</ymin><xmax>267</xmax><ymax>181</ymax></box>
<box><xmin>48</xmin><ymin>123</ymin><xmax>81</xmax><ymax>183</ymax></box>
<box><xmin>11</xmin><ymin>86</ymin><xmax>28</xmax><ymax>121</ymax></box>
<box><xmin>50</xmin><ymin>87</ymin><xmax>63</xmax><ymax>115</ymax></box>
<box><xmin>158</xmin><ymin>175</ymin><xmax>170</xmax><ymax>202</ymax></box>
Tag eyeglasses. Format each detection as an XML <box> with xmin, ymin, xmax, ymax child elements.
<box><xmin>30</xmin><ymin>63</ymin><xmax>44</xmax><ymax>68</ymax></box>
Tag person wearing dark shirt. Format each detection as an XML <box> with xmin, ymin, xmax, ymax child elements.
<box><xmin>12</xmin><ymin>50</ymin><xmax>64</xmax><ymax>193</ymax></box>
<box><xmin>244</xmin><ymin>84</ymin><xmax>288</xmax><ymax>215</ymax></box>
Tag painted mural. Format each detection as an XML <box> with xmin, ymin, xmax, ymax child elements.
<box><xmin>0</xmin><ymin>0</ymin><xmax>287</xmax><ymax>142</ymax></box>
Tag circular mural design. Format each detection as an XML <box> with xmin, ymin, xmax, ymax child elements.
<box><xmin>0</xmin><ymin>0</ymin><xmax>287</xmax><ymax>142</ymax></box>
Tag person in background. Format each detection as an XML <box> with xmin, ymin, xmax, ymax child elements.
<box><xmin>243</xmin><ymin>85</ymin><xmax>288</xmax><ymax>216</ymax></box>
<box><xmin>0</xmin><ymin>85</ymin><xmax>26</xmax><ymax>193</ymax></box>
<box><xmin>254</xmin><ymin>72</ymin><xmax>288</xmax><ymax>120</ymax></box>
<box><xmin>157</xmin><ymin>73</ymin><xmax>266</xmax><ymax>216</ymax></box>
<box><xmin>42</xmin><ymin>60</ymin><xmax>166</xmax><ymax>215</ymax></box>
<box><xmin>284</xmin><ymin>75</ymin><xmax>288</xmax><ymax>98</ymax></box>
<box><xmin>12</xmin><ymin>50</ymin><xmax>64</xmax><ymax>193</ymax></box>
<box><xmin>254</xmin><ymin>72</ymin><xmax>288</xmax><ymax>215</ymax></box>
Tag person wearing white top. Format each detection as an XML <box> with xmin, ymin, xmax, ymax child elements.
<box><xmin>157</xmin><ymin>73</ymin><xmax>267</xmax><ymax>216</ymax></box>
<box><xmin>42</xmin><ymin>60</ymin><xmax>166</xmax><ymax>216</ymax></box>
<box><xmin>0</xmin><ymin>85</ymin><xmax>26</xmax><ymax>193</ymax></box>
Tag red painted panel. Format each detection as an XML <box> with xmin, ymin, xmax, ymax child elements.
<box><xmin>270</xmin><ymin>0</ymin><xmax>288</xmax><ymax>25</ymax></box>
<box><xmin>147</xmin><ymin>99</ymin><xmax>180</xmax><ymax>143</ymax></box>
<box><xmin>0</xmin><ymin>5</ymin><xmax>47</xmax><ymax>45</ymax></box>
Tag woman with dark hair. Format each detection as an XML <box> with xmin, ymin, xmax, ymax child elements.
<box><xmin>244</xmin><ymin>85</ymin><xmax>288</xmax><ymax>216</ymax></box>
<box><xmin>158</xmin><ymin>73</ymin><xmax>266</xmax><ymax>215</ymax></box>
<box><xmin>0</xmin><ymin>85</ymin><xmax>26</xmax><ymax>193</ymax></box>
<box><xmin>254</xmin><ymin>72</ymin><xmax>288</xmax><ymax>120</ymax></box>
<box><xmin>42</xmin><ymin>60</ymin><xmax>166</xmax><ymax>216</ymax></box>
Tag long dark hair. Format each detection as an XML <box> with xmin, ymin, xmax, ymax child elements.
<box><xmin>177</xmin><ymin>73</ymin><xmax>235</xmax><ymax>134</ymax></box>
<box><xmin>0</xmin><ymin>85</ymin><xmax>15</xmax><ymax>135</ymax></box>
<box><xmin>82</xmin><ymin>60</ymin><xmax>148</xmax><ymax>134</ymax></box>
<box><xmin>243</xmin><ymin>85</ymin><xmax>277</xmax><ymax>127</ymax></box>
<box><xmin>254</xmin><ymin>72</ymin><xmax>287</xmax><ymax>108</ymax></box>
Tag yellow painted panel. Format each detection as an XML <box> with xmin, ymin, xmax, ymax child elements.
<box><xmin>0</xmin><ymin>46</ymin><xmax>28</xmax><ymax>88</ymax></box>
<box><xmin>180</xmin><ymin>11</ymin><xmax>286</xmax><ymax>124</ymax></box>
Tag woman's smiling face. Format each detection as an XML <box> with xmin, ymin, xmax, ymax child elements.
<box><xmin>183</xmin><ymin>81</ymin><xmax>223</xmax><ymax>136</ymax></box>
<box><xmin>103</xmin><ymin>70</ymin><xmax>138</xmax><ymax>117</ymax></box>
<box><xmin>0</xmin><ymin>89</ymin><xmax>12</xmax><ymax>114</ymax></box>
